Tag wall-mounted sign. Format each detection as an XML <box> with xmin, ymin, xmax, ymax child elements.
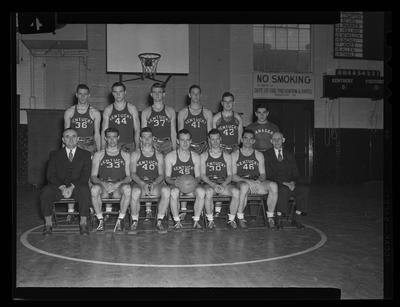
<box><xmin>334</xmin><ymin>12</ymin><xmax>364</xmax><ymax>58</ymax></box>
<box><xmin>253</xmin><ymin>72</ymin><xmax>314</xmax><ymax>100</ymax></box>
<box><xmin>323</xmin><ymin>74</ymin><xmax>383</xmax><ymax>99</ymax></box>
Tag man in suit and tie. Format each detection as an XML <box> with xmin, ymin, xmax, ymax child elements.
<box><xmin>40</xmin><ymin>128</ymin><xmax>92</xmax><ymax>235</ymax></box>
<box><xmin>264</xmin><ymin>132</ymin><xmax>309</xmax><ymax>218</ymax></box>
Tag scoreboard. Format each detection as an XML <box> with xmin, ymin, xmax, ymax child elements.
<box><xmin>334</xmin><ymin>11</ymin><xmax>384</xmax><ymax>60</ymax></box>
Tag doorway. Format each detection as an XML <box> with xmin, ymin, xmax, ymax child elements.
<box><xmin>253</xmin><ymin>99</ymin><xmax>314</xmax><ymax>183</ymax></box>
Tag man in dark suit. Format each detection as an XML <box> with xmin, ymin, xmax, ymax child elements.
<box><xmin>40</xmin><ymin>128</ymin><xmax>92</xmax><ymax>235</ymax></box>
<box><xmin>264</xmin><ymin>132</ymin><xmax>309</xmax><ymax>217</ymax></box>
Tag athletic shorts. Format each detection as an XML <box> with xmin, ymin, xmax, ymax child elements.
<box><xmin>235</xmin><ymin>180</ymin><xmax>269</xmax><ymax>195</ymax></box>
<box><xmin>190</xmin><ymin>141</ymin><xmax>208</xmax><ymax>155</ymax></box>
<box><xmin>221</xmin><ymin>144</ymin><xmax>239</xmax><ymax>154</ymax></box>
<box><xmin>132</xmin><ymin>182</ymin><xmax>168</xmax><ymax>198</ymax></box>
<box><xmin>154</xmin><ymin>138</ymin><xmax>173</xmax><ymax>156</ymax></box>
<box><xmin>95</xmin><ymin>180</ymin><xmax>130</xmax><ymax>199</ymax></box>
<box><xmin>77</xmin><ymin>137</ymin><xmax>97</xmax><ymax>155</ymax></box>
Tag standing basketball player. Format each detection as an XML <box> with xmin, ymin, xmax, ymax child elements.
<box><xmin>64</xmin><ymin>84</ymin><xmax>101</xmax><ymax>155</ymax></box>
<box><xmin>178</xmin><ymin>84</ymin><xmax>213</xmax><ymax>155</ymax></box>
<box><xmin>200</xmin><ymin>129</ymin><xmax>240</xmax><ymax>230</ymax></box>
<box><xmin>165</xmin><ymin>129</ymin><xmax>205</xmax><ymax>230</ymax></box>
<box><xmin>142</xmin><ymin>83</ymin><xmax>177</xmax><ymax>155</ymax></box>
<box><xmin>64</xmin><ymin>84</ymin><xmax>101</xmax><ymax>221</ymax></box>
<box><xmin>246</xmin><ymin>104</ymin><xmax>279</xmax><ymax>154</ymax></box>
<box><xmin>102</xmin><ymin>82</ymin><xmax>140</xmax><ymax>153</ymax></box>
<box><xmin>213</xmin><ymin>92</ymin><xmax>243</xmax><ymax>154</ymax></box>
<box><xmin>90</xmin><ymin>127</ymin><xmax>132</xmax><ymax>233</ymax></box>
<box><xmin>129</xmin><ymin>127</ymin><xmax>170</xmax><ymax>234</ymax></box>
<box><xmin>232</xmin><ymin>129</ymin><xmax>278</xmax><ymax>229</ymax></box>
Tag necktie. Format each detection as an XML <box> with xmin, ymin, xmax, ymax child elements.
<box><xmin>278</xmin><ymin>149</ymin><xmax>283</xmax><ymax>161</ymax></box>
<box><xmin>68</xmin><ymin>150</ymin><xmax>73</xmax><ymax>162</ymax></box>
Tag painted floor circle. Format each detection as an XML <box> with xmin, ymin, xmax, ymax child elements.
<box><xmin>20</xmin><ymin>224</ymin><xmax>327</xmax><ymax>268</ymax></box>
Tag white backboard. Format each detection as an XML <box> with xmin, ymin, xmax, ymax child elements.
<box><xmin>106</xmin><ymin>24</ymin><xmax>189</xmax><ymax>74</ymax></box>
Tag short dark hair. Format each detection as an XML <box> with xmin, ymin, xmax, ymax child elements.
<box><xmin>208</xmin><ymin>128</ymin><xmax>221</xmax><ymax>138</ymax></box>
<box><xmin>76</xmin><ymin>84</ymin><xmax>90</xmax><ymax>93</ymax></box>
<box><xmin>221</xmin><ymin>92</ymin><xmax>234</xmax><ymax>101</ymax></box>
<box><xmin>189</xmin><ymin>84</ymin><xmax>201</xmax><ymax>93</ymax></box>
<box><xmin>104</xmin><ymin>127</ymin><xmax>119</xmax><ymax>137</ymax></box>
<box><xmin>111</xmin><ymin>82</ymin><xmax>126</xmax><ymax>91</ymax></box>
<box><xmin>151</xmin><ymin>82</ymin><xmax>165</xmax><ymax>92</ymax></box>
<box><xmin>255</xmin><ymin>104</ymin><xmax>269</xmax><ymax>112</ymax></box>
<box><xmin>177</xmin><ymin>128</ymin><xmax>192</xmax><ymax>139</ymax></box>
<box><xmin>242</xmin><ymin>129</ymin><xmax>255</xmax><ymax>138</ymax></box>
<box><xmin>140</xmin><ymin>127</ymin><xmax>153</xmax><ymax>136</ymax></box>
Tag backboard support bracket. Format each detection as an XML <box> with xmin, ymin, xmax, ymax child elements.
<box><xmin>118</xmin><ymin>74</ymin><xmax>173</xmax><ymax>87</ymax></box>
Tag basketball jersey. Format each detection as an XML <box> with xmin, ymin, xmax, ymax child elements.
<box><xmin>136</xmin><ymin>150</ymin><xmax>159</xmax><ymax>183</ymax></box>
<box><xmin>216</xmin><ymin>113</ymin><xmax>239</xmax><ymax>147</ymax></box>
<box><xmin>246</xmin><ymin>121</ymin><xmax>279</xmax><ymax>151</ymax></box>
<box><xmin>171</xmin><ymin>150</ymin><xmax>195</xmax><ymax>179</ymax></box>
<box><xmin>70</xmin><ymin>105</ymin><xmax>94</xmax><ymax>138</ymax></box>
<box><xmin>205</xmin><ymin>151</ymin><xmax>227</xmax><ymax>184</ymax></box>
<box><xmin>98</xmin><ymin>150</ymin><xmax>126</xmax><ymax>182</ymax></box>
<box><xmin>147</xmin><ymin>105</ymin><xmax>171</xmax><ymax>139</ymax></box>
<box><xmin>236</xmin><ymin>149</ymin><xmax>260</xmax><ymax>180</ymax></box>
<box><xmin>184</xmin><ymin>107</ymin><xmax>208</xmax><ymax>144</ymax></box>
<box><xmin>108</xmin><ymin>103</ymin><xmax>134</xmax><ymax>144</ymax></box>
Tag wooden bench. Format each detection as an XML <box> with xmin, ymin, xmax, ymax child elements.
<box><xmin>53</xmin><ymin>193</ymin><xmax>270</xmax><ymax>231</ymax></box>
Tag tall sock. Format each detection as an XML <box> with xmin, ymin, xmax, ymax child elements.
<box><xmin>237</xmin><ymin>212</ymin><xmax>244</xmax><ymax>220</ymax></box>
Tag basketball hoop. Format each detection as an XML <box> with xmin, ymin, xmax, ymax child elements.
<box><xmin>138</xmin><ymin>53</ymin><xmax>161</xmax><ymax>79</ymax></box>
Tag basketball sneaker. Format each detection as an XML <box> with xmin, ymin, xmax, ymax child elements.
<box><xmin>178</xmin><ymin>211</ymin><xmax>187</xmax><ymax>220</ymax></box>
<box><xmin>227</xmin><ymin>220</ymin><xmax>237</xmax><ymax>229</ymax></box>
<box><xmin>173</xmin><ymin>221</ymin><xmax>183</xmax><ymax>231</ymax></box>
<box><xmin>267</xmin><ymin>217</ymin><xmax>277</xmax><ymax>230</ymax></box>
<box><xmin>96</xmin><ymin>219</ymin><xmax>104</xmax><ymax>232</ymax></box>
<box><xmin>145</xmin><ymin>210</ymin><xmax>152</xmax><ymax>222</ymax></box>
<box><xmin>207</xmin><ymin>220</ymin><xmax>216</xmax><ymax>230</ymax></box>
<box><xmin>193</xmin><ymin>221</ymin><xmax>203</xmax><ymax>230</ymax></box>
<box><xmin>156</xmin><ymin>219</ymin><xmax>167</xmax><ymax>234</ymax></box>
<box><xmin>66</xmin><ymin>214</ymin><xmax>75</xmax><ymax>224</ymax></box>
<box><xmin>113</xmin><ymin>218</ymin><xmax>124</xmax><ymax>233</ymax></box>
<box><xmin>128</xmin><ymin>220</ymin><xmax>138</xmax><ymax>234</ymax></box>
<box><xmin>238</xmin><ymin>218</ymin><xmax>248</xmax><ymax>229</ymax></box>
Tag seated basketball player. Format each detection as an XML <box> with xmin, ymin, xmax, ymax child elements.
<box><xmin>213</xmin><ymin>92</ymin><xmax>243</xmax><ymax>154</ymax></box>
<box><xmin>101</xmin><ymin>82</ymin><xmax>140</xmax><ymax>153</ymax></box>
<box><xmin>141</xmin><ymin>83</ymin><xmax>177</xmax><ymax>155</ymax></box>
<box><xmin>200</xmin><ymin>129</ymin><xmax>240</xmax><ymax>230</ymax></box>
<box><xmin>129</xmin><ymin>127</ymin><xmax>170</xmax><ymax>234</ymax></box>
<box><xmin>232</xmin><ymin>129</ymin><xmax>278</xmax><ymax>230</ymax></box>
<box><xmin>90</xmin><ymin>127</ymin><xmax>132</xmax><ymax>233</ymax></box>
<box><xmin>178</xmin><ymin>84</ymin><xmax>213</xmax><ymax>155</ymax></box>
<box><xmin>177</xmin><ymin>84</ymin><xmax>213</xmax><ymax>216</ymax></box>
<box><xmin>164</xmin><ymin>129</ymin><xmax>205</xmax><ymax>230</ymax></box>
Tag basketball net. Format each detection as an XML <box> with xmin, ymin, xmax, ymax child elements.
<box><xmin>138</xmin><ymin>53</ymin><xmax>161</xmax><ymax>79</ymax></box>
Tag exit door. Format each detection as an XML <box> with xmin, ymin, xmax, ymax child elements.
<box><xmin>253</xmin><ymin>99</ymin><xmax>314</xmax><ymax>183</ymax></box>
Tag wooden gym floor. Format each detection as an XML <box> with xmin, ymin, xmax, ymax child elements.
<box><xmin>15</xmin><ymin>181</ymin><xmax>385</xmax><ymax>299</ymax></box>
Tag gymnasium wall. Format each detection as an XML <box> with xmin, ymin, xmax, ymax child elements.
<box><xmin>17</xmin><ymin>21</ymin><xmax>387</xmax><ymax>185</ymax></box>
